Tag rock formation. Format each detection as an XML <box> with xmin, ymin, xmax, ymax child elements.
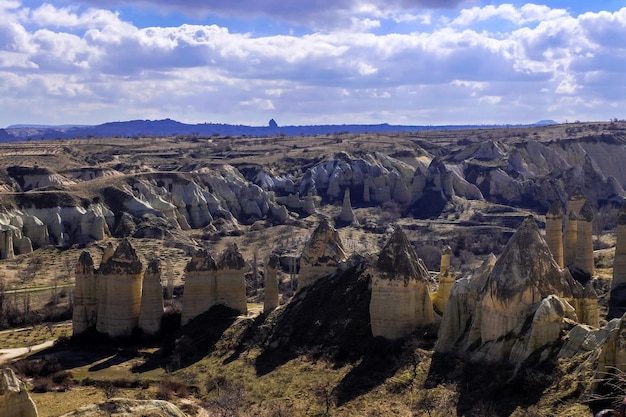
<box><xmin>181</xmin><ymin>249</ymin><xmax>218</xmax><ymax>325</ymax></box>
<box><xmin>545</xmin><ymin>201</ymin><xmax>564</xmax><ymax>268</ymax></box>
<box><xmin>369</xmin><ymin>227</ymin><xmax>434</xmax><ymax>340</ymax></box>
<box><xmin>564</xmin><ymin>210</ymin><xmax>578</xmax><ymax>267</ymax></box>
<box><xmin>181</xmin><ymin>244</ymin><xmax>247</xmax><ymax>324</ymax></box>
<box><xmin>215</xmin><ymin>243</ymin><xmax>247</xmax><ymax>315</ymax></box>
<box><xmin>138</xmin><ymin>259</ymin><xmax>164</xmax><ymax>335</ymax></box>
<box><xmin>96</xmin><ymin>239</ymin><xmax>144</xmax><ymax>338</ymax></box>
<box><xmin>432</xmin><ymin>246</ymin><xmax>454</xmax><ymax>315</ymax></box>
<box><xmin>57</xmin><ymin>398</ymin><xmax>186</xmax><ymax>417</ymax></box>
<box><xmin>575</xmin><ymin>200</ymin><xmax>594</xmax><ymax>276</ymax></box>
<box><xmin>579</xmin><ymin>282</ymin><xmax>599</xmax><ymax>327</ymax></box>
<box><xmin>72</xmin><ymin>251</ymin><xmax>98</xmax><ymax>335</ymax></box>
<box><xmin>264</xmin><ymin>253</ymin><xmax>280</xmax><ymax>313</ymax></box>
<box><xmin>298</xmin><ymin>218</ymin><xmax>347</xmax><ymax>290</ymax></box>
<box><xmin>436</xmin><ymin>216</ymin><xmax>584</xmax><ymax>363</ymax></box>
<box><xmin>336</xmin><ymin>188</ymin><xmax>356</xmax><ymax>224</ymax></box>
<box><xmin>0</xmin><ymin>368</ymin><xmax>38</xmax><ymax>417</ymax></box>
<box><xmin>612</xmin><ymin>202</ymin><xmax>626</xmax><ymax>289</ymax></box>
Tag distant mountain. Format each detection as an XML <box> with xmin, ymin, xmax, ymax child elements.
<box><xmin>2</xmin><ymin>118</ymin><xmax>560</xmax><ymax>141</ymax></box>
<box><xmin>534</xmin><ymin>120</ymin><xmax>558</xmax><ymax>126</ymax></box>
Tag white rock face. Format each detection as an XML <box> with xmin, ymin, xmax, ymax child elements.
<box><xmin>370</xmin><ymin>227</ymin><xmax>434</xmax><ymax>340</ymax></box>
<box><xmin>0</xmin><ymin>368</ymin><xmax>38</xmax><ymax>417</ymax></box>
<box><xmin>215</xmin><ymin>244</ymin><xmax>247</xmax><ymax>315</ymax></box>
<box><xmin>138</xmin><ymin>259</ymin><xmax>164</xmax><ymax>335</ymax></box>
<box><xmin>57</xmin><ymin>398</ymin><xmax>186</xmax><ymax>417</ymax></box>
<box><xmin>436</xmin><ymin>216</ymin><xmax>585</xmax><ymax>363</ymax></box>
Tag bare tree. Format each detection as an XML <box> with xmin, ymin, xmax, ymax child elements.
<box><xmin>62</xmin><ymin>253</ymin><xmax>76</xmax><ymax>280</ymax></box>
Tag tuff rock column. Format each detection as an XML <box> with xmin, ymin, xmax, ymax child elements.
<box><xmin>216</xmin><ymin>243</ymin><xmax>247</xmax><ymax>314</ymax></box>
<box><xmin>613</xmin><ymin>203</ymin><xmax>626</xmax><ymax>288</ymax></box>
<box><xmin>72</xmin><ymin>251</ymin><xmax>98</xmax><ymax>335</ymax></box>
<box><xmin>264</xmin><ymin>253</ymin><xmax>280</xmax><ymax>313</ymax></box>
<box><xmin>432</xmin><ymin>246</ymin><xmax>454</xmax><ymax>315</ymax></box>
<box><xmin>96</xmin><ymin>239</ymin><xmax>143</xmax><ymax>338</ymax></box>
<box><xmin>181</xmin><ymin>249</ymin><xmax>217</xmax><ymax>325</ymax></box>
<box><xmin>564</xmin><ymin>188</ymin><xmax>586</xmax><ymax>266</ymax></box>
<box><xmin>575</xmin><ymin>201</ymin><xmax>594</xmax><ymax>276</ymax></box>
<box><xmin>369</xmin><ymin>227</ymin><xmax>434</xmax><ymax>340</ymax></box>
<box><xmin>545</xmin><ymin>201</ymin><xmax>564</xmax><ymax>268</ymax></box>
<box><xmin>337</xmin><ymin>188</ymin><xmax>356</xmax><ymax>224</ymax></box>
<box><xmin>138</xmin><ymin>259</ymin><xmax>164</xmax><ymax>335</ymax></box>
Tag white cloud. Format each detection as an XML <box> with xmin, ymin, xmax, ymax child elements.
<box><xmin>1</xmin><ymin>2</ymin><xmax>626</xmax><ymax>126</ymax></box>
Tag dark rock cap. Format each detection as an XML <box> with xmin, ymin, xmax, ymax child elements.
<box><xmin>145</xmin><ymin>259</ymin><xmax>161</xmax><ymax>275</ymax></box>
<box><xmin>267</xmin><ymin>253</ymin><xmax>280</xmax><ymax>269</ymax></box>
<box><xmin>546</xmin><ymin>200</ymin><xmax>563</xmax><ymax>219</ymax></box>
<box><xmin>185</xmin><ymin>249</ymin><xmax>217</xmax><ymax>272</ymax></box>
<box><xmin>569</xmin><ymin>187</ymin><xmax>585</xmax><ymax>201</ymax></box>
<box><xmin>376</xmin><ymin>226</ymin><xmax>429</xmax><ymax>283</ymax></box>
<box><xmin>578</xmin><ymin>201</ymin><xmax>594</xmax><ymax>222</ymax></box>
<box><xmin>99</xmin><ymin>238</ymin><xmax>143</xmax><ymax>275</ymax></box>
<box><xmin>218</xmin><ymin>243</ymin><xmax>246</xmax><ymax>270</ymax></box>
<box><xmin>300</xmin><ymin>217</ymin><xmax>347</xmax><ymax>266</ymax></box>
<box><xmin>76</xmin><ymin>251</ymin><xmax>95</xmax><ymax>275</ymax></box>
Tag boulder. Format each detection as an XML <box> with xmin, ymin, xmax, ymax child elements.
<box><xmin>57</xmin><ymin>398</ymin><xmax>186</xmax><ymax>417</ymax></box>
<box><xmin>369</xmin><ymin>227</ymin><xmax>434</xmax><ymax>339</ymax></box>
<box><xmin>0</xmin><ymin>368</ymin><xmax>38</xmax><ymax>417</ymax></box>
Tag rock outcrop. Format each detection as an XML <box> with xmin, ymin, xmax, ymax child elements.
<box><xmin>138</xmin><ymin>259</ymin><xmax>164</xmax><ymax>336</ymax></box>
<box><xmin>298</xmin><ymin>218</ymin><xmax>347</xmax><ymax>290</ymax></box>
<box><xmin>369</xmin><ymin>227</ymin><xmax>434</xmax><ymax>339</ymax></box>
<box><xmin>96</xmin><ymin>239</ymin><xmax>144</xmax><ymax>338</ymax></box>
<box><xmin>0</xmin><ymin>368</ymin><xmax>38</xmax><ymax>417</ymax></box>
<box><xmin>545</xmin><ymin>201</ymin><xmax>564</xmax><ymax>268</ymax></box>
<box><xmin>437</xmin><ymin>216</ymin><xmax>584</xmax><ymax>363</ymax></box>
<box><xmin>609</xmin><ymin>204</ymin><xmax>626</xmax><ymax>319</ymax></box>
<box><xmin>58</xmin><ymin>398</ymin><xmax>186</xmax><ymax>417</ymax></box>
<box><xmin>264</xmin><ymin>253</ymin><xmax>280</xmax><ymax>313</ymax></box>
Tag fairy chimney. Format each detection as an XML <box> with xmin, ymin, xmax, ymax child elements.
<box><xmin>96</xmin><ymin>239</ymin><xmax>144</xmax><ymax>338</ymax></box>
<box><xmin>580</xmin><ymin>282</ymin><xmax>599</xmax><ymax>327</ymax></box>
<box><xmin>181</xmin><ymin>249</ymin><xmax>218</xmax><ymax>325</ymax></box>
<box><xmin>564</xmin><ymin>210</ymin><xmax>578</xmax><ymax>267</ymax></box>
<box><xmin>138</xmin><ymin>259</ymin><xmax>164</xmax><ymax>336</ymax></box>
<box><xmin>337</xmin><ymin>188</ymin><xmax>356</xmax><ymax>224</ymax></box>
<box><xmin>369</xmin><ymin>227</ymin><xmax>434</xmax><ymax>340</ymax></box>
<box><xmin>575</xmin><ymin>201</ymin><xmax>594</xmax><ymax>276</ymax></box>
<box><xmin>72</xmin><ymin>251</ymin><xmax>98</xmax><ymax>335</ymax></box>
<box><xmin>215</xmin><ymin>243</ymin><xmax>247</xmax><ymax>314</ymax></box>
<box><xmin>298</xmin><ymin>218</ymin><xmax>347</xmax><ymax>290</ymax></box>
<box><xmin>545</xmin><ymin>201</ymin><xmax>564</xmax><ymax>268</ymax></box>
<box><xmin>613</xmin><ymin>203</ymin><xmax>626</xmax><ymax>288</ymax></box>
<box><xmin>264</xmin><ymin>254</ymin><xmax>280</xmax><ymax>313</ymax></box>
<box><xmin>432</xmin><ymin>246</ymin><xmax>454</xmax><ymax>315</ymax></box>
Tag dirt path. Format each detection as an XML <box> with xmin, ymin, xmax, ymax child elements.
<box><xmin>0</xmin><ymin>340</ymin><xmax>56</xmax><ymax>364</ymax></box>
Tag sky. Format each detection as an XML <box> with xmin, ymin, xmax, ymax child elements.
<box><xmin>1</xmin><ymin>1</ymin><xmax>626</xmax><ymax>128</ymax></box>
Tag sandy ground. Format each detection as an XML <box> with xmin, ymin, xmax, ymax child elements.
<box><xmin>0</xmin><ymin>340</ymin><xmax>56</xmax><ymax>364</ymax></box>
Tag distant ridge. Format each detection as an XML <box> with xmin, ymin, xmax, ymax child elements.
<box><xmin>2</xmin><ymin>118</ymin><xmax>559</xmax><ymax>141</ymax></box>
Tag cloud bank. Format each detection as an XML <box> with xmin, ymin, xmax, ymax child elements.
<box><xmin>1</xmin><ymin>1</ymin><xmax>626</xmax><ymax>126</ymax></box>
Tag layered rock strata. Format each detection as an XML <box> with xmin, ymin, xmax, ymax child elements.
<box><xmin>298</xmin><ymin>218</ymin><xmax>347</xmax><ymax>290</ymax></box>
<box><xmin>264</xmin><ymin>254</ymin><xmax>280</xmax><ymax>313</ymax></box>
<box><xmin>0</xmin><ymin>368</ymin><xmax>38</xmax><ymax>417</ymax></box>
<box><xmin>138</xmin><ymin>259</ymin><xmax>164</xmax><ymax>335</ymax></box>
<box><xmin>545</xmin><ymin>201</ymin><xmax>564</xmax><ymax>268</ymax></box>
<box><xmin>370</xmin><ymin>227</ymin><xmax>434</xmax><ymax>340</ymax></box>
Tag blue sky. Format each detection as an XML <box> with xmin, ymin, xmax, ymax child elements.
<box><xmin>1</xmin><ymin>1</ymin><xmax>626</xmax><ymax>127</ymax></box>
